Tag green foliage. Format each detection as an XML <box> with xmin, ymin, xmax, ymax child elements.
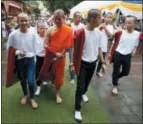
<box><xmin>42</xmin><ymin>0</ymin><xmax>83</xmax><ymax>13</ymax></box>
<box><xmin>32</xmin><ymin>8</ymin><xmax>41</xmax><ymax>15</ymax></box>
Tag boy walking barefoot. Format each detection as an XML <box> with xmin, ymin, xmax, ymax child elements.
<box><xmin>7</xmin><ymin>13</ymin><xmax>38</xmax><ymax>109</ymax></box>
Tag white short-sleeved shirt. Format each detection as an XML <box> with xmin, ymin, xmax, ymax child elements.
<box><xmin>7</xmin><ymin>29</ymin><xmax>37</xmax><ymax>59</ymax></box>
<box><xmin>99</xmin><ymin>24</ymin><xmax>114</xmax><ymax>52</ymax></box>
<box><xmin>29</xmin><ymin>26</ymin><xmax>37</xmax><ymax>34</ymax></box>
<box><xmin>35</xmin><ymin>34</ymin><xmax>45</xmax><ymax>57</ymax></box>
<box><xmin>71</xmin><ymin>23</ymin><xmax>84</xmax><ymax>31</ymax></box>
<box><xmin>82</xmin><ymin>27</ymin><xmax>101</xmax><ymax>62</ymax></box>
<box><xmin>45</xmin><ymin>23</ymin><xmax>49</xmax><ymax>29</ymax></box>
<box><xmin>115</xmin><ymin>30</ymin><xmax>140</xmax><ymax>55</ymax></box>
<box><xmin>2</xmin><ymin>21</ymin><xmax>7</xmax><ymax>38</ymax></box>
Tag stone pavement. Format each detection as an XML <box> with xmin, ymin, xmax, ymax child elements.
<box><xmin>91</xmin><ymin>55</ymin><xmax>142</xmax><ymax>123</ymax></box>
<box><xmin>1</xmin><ymin>46</ymin><xmax>142</xmax><ymax>123</ymax></box>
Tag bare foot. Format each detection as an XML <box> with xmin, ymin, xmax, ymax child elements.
<box><xmin>20</xmin><ymin>96</ymin><xmax>28</xmax><ymax>105</ymax></box>
<box><xmin>51</xmin><ymin>83</ymin><xmax>55</xmax><ymax>87</ymax></box>
<box><xmin>30</xmin><ymin>99</ymin><xmax>39</xmax><ymax>109</ymax></box>
<box><xmin>56</xmin><ymin>95</ymin><xmax>63</xmax><ymax>104</ymax></box>
<box><xmin>96</xmin><ymin>72</ymin><xmax>104</xmax><ymax>78</ymax></box>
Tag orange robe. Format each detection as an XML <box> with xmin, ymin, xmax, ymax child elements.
<box><xmin>39</xmin><ymin>24</ymin><xmax>73</xmax><ymax>87</ymax></box>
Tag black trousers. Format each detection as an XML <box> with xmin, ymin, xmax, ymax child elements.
<box><xmin>17</xmin><ymin>57</ymin><xmax>35</xmax><ymax>98</ymax></box>
<box><xmin>96</xmin><ymin>52</ymin><xmax>106</xmax><ymax>73</ymax></box>
<box><xmin>75</xmin><ymin>60</ymin><xmax>97</xmax><ymax>111</ymax></box>
<box><xmin>35</xmin><ymin>56</ymin><xmax>44</xmax><ymax>86</ymax></box>
<box><xmin>112</xmin><ymin>51</ymin><xmax>131</xmax><ymax>86</ymax></box>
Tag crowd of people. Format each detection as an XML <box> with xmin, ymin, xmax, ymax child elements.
<box><xmin>5</xmin><ymin>8</ymin><xmax>142</xmax><ymax>122</ymax></box>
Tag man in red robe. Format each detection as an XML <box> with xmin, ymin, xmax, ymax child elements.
<box><xmin>39</xmin><ymin>9</ymin><xmax>73</xmax><ymax>104</ymax></box>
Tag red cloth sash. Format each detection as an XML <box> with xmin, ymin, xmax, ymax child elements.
<box><xmin>108</xmin><ymin>31</ymin><xmax>122</xmax><ymax>63</ymax></box>
<box><xmin>73</xmin><ymin>28</ymin><xmax>85</xmax><ymax>75</ymax></box>
<box><xmin>6</xmin><ymin>47</ymin><xmax>19</xmax><ymax>87</ymax></box>
<box><xmin>38</xmin><ymin>47</ymin><xmax>56</xmax><ymax>81</ymax></box>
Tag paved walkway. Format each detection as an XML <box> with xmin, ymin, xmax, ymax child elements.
<box><xmin>1</xmin><ymin>46</ymin><xmax>142</xmax><ymax>123</ymax></box>
<box><xmin>91</xmin><ymin>55</ymin><xmax>142</xmax><ymax>123</ymax></box>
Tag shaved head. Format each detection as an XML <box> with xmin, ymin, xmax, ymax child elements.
<box><xmin>54</xmin><ymin>9</ymin><xmax>65</xmax><ymax>17</ymax></box>
<box><xmin>126</xmin><ymin>15</ymin><xmax>137</xmax><ymax>23</ymax></box>
<box><xmin>105</xmin><ymin>12</ymin><xmax>113</xmax><ymax>17</ymax></box>
<box><xmin>18</xmin><ymin>13</ymin><xmax>29</xmax><ymax>20</ymax></box>
<box><xmin>86</xmin><ymin>9</ymin><xmax>101</xmax><ymax>28</ymax></box>
<box><xmin>37</xmin><ymin>22</ymin><xmax>46</xmax><ymax>28</ymax></box>
<box><xmin>125</xmin><ymin>15</ymin><xmax>137</xmax><ymax>31</ymax></box>
<box><xmin>53</xmin><ymin>9</ymin><xmax>65</xmax><ymax>27</ymax></box>
<box><xmin>87</xmin><ymin>9</ymin><xmax>101</xmax><ymax>22</ymax></box>
<box><xmin>74</xmin><ymin>11</ymin><xmax>81</xmax><ymax>18</ymax></box>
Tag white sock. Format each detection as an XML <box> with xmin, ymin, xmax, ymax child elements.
<box><xmin>35</xmin><ymin>86</ymin><xmax>41</xmax><ymax>96</ymax></box>
<box><xmin>43</xmin><ymin>81</ymin><xmax>48</xmax><ymax>85</ymax></box>
<box><xmin>82</xmin><ymin>94</ymin><xmax>89</xmax><ymax>102</ymax></box>
<box><xmin>75</xmin><ymin>111</ymin><xmax>82</xmax><ymax>122</ymax></box>
<box><xmin>112</xmin><ymin>87</ymin><xmax>118</xmax><ymax>95</ymax></box>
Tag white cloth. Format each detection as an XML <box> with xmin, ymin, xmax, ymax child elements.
<box><xmin>2</xmin><ymin>21</ymin><xmax>7</xmax><ymax>38</ymax></box>
<box><xmin>71</xmin><ymin>23</ymin><xmax>84</xmax><ymax>31</ymax></box>
<box><xmin>29</xmin><ymin>26</ymin><xmax>37</xmax><ymax>34</ymax></box>
<box><xmin>99</xmin><ymin>24</ymin><xmax>114</xmax><ymax>52</ymax></box>
<box><xmin>7</xmin><ymin>29</ymin><xmax>37</xmax><ymax>59</ymax></box>
<box><xmin>11</xmin><ymin>28</ymin><xmax>15</xmax><ymax>32</ymax></box>
<box><xmin>115</xmin><ymin>30</ymin><xmax>140</xmax><ymax>55</ymax></box>
<box><xmin>66</xmin><ymin>20</ymin><xmax>71</xmax><ymax>25</ymax></box>
<box><xmin>82</xmin><ymin>27</ymin><xmax>101</xmax><ymax>62</ymax></box>
<box><xmin>45</xmin><ymin>23</ymin><xmax>49</xmax><ymax>29</ymax></box>
<box><xmin>35</xmin><ymin>35</ymin><xmax>45</xmax><ymax>57</ymax></box>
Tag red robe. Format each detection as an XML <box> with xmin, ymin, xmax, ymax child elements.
<box><xmin>139</xmin><ymin>33</ymin><xmax>143</xmax><ymax>41</ymax></box>
<box><xmin>38</xmin><ymin>48</ymin><xmax>56</xmax><ymax>81</ymax></box>
<box><xmin>72</xmin><ymin>28</ymin><xmax>85</xmax><ymax>75</ymax></box>
<box><xmin>108</xmin><ymin>31</ymin><xmax>122</xmax><ymax>63</ymax></box>
<box><xmin>72</xmin><ymin>29</ymin><xmax>122</xmax><ymax>75</ymax></box>
<box><xmin>39</xmin><ymin>24</ymin><xmax>73</xmax><ymax>87</ymax></box>
<box><xmin>6</xmin><ymin>47</ymin><xmax>19</xmax><ymax>87</ymax></box>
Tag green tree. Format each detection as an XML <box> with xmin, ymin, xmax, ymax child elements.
<box><xmin>41</xmin><ymin>0</ymin><xmax>83</xmax><ymax>13</ymax></box>
<box><xmin>32</xmin><ymin>8</ymin><xmax>41</xmax><ymax>15</ymax></box>
<box><xmin>32</xmin><ymin>8</ymin><xmax>41</xmax><ymax>20</ymax></box>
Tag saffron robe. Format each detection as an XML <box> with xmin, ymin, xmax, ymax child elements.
<box><xmin>39</xmin><ymin>24</ymin><xmax>73</xmax><ymax>86</ymax></box>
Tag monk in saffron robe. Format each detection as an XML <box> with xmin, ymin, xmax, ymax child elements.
<box><xmin>39</xmin><ymin>9</ymin><xmax>73</xmax><ymax>104</ymax></box>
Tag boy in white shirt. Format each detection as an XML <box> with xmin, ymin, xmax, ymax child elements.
<box><xmin>7</xmin><ymin>13</ymin><xmax>38</xmax><ymax>109</ymax></box>
<box><xmin>96</xmin><ymin>12</ymin><xmax>114</xmax><ymax>78</ymax></box>
<box><xmin>35</xmin><ymin>22</ymin><xmax>48</xmax><ymax>96</ymax></box>
<box><xmin>71</xmin><ymin>9</ymin><xmax>106</xmax><ymax>122</ymax></box>
<box><xmin>2</xmin><ymin>18</ymin><xmax>7</xmax><ymax>39</ymax></box>
<box><xmin>71</xmin><ymin>11</ymin><xmax>84</xmax><ymax>30</ymax></box>
<box><xmin>108</xmin><ymin>15</ymin><xmax>140</xmax><ymax>95</ymax></box>
<box><xmin>69</xmin><ymin>11</ymin><xmax>84</xmax><ymax>84</ymax></box>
